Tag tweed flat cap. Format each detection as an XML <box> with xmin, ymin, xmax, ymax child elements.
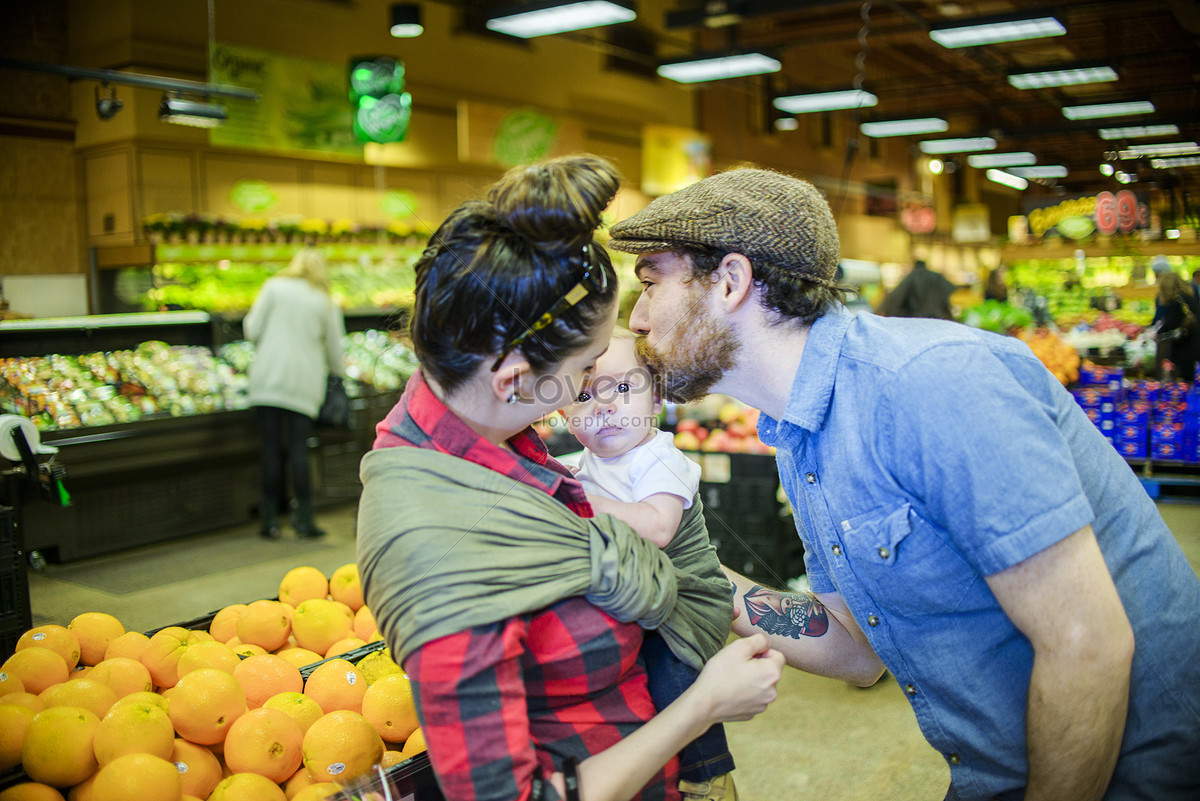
<box><xmin>607</xmin><ymin>168</ymin><xmax>840</xmax><ymax>286</ymax></box>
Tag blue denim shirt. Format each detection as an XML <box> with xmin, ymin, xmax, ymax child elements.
<box><xmin>758</xmin><ymin>306</ymin><xmax>1200</xmax><ymax>801</ymax></box>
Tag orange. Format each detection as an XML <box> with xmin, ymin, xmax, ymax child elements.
<box><xmin>300</xmin><ymin>710</ymin><xmax>383</xmax><ymax>784</ymax></box>
<box><xmin>328</xmin><ymin>564</ymin><xmax>363</xmax><ymax>611</ymax></box>
<box><xmin>380</xmin><ymin>749</ymin><xmax>407</xmax><ymax>769</ymax></box>
<box><xmin>291</xmin><ymin>784</ymin><xmax>339</xmax><ymax>801</ymax></box>
<box><xmin>352</xmin><ymin>606</ymin><xmax>376</xmax><ymax>641</ymax></box>
<box><xmin>111</xmin><ymin>690</ymin><xmax>169</xmax><ymax>715</ymax></box>
<box><xmin>282</xmin><ymin>766</ymin><xmax>318</xmax><ymax>799</ymax></box>
<box><xmin>1</xmin><ymin>692</ymin><xmax>45</xmax><ymax>713</ymax></box>
<box><xmin>275</xmin><ymin>648</ymin><xmax>323</xmax><ymax>670</ymax></box>
<box><xmin>21</xmin><ymin>705</ymin><xmax>100</xmax><ymax>787</ymax></box>
<box><xmin>232</xmin><ymin>654</ymin><xmax>303</xmax><ymax>709</ymax></box>
<box><xmin>235</xmin><ymin>600</ymin><xmax>292</xmax><ymax>652</ymax></box>
<box><xmin>40</xmin><ymin>678</ymin><xmax>117</xmax><ymax>719</ymax></box>
<box><xmin>176</xmin><ymin>640</ymin><xmax>240</xmax><ymax>677</ymax></box>
<box><xmin>0</xmin><ymin>669</ymin><xmax>26</xmax><ymax>697</ymax></box>
<box><xmin>90</xmin><ymin>752</ymin><xmax>182</xmax><ymax>801</ymax></box>
<box><xmin>0</xmin><ymin>784</ymin><xmax>66</xmax><ymax>801</ymax></box>
<box><xmin>290</xmin><ymin>600</ymin><xmax>352</xmax><ymax>656</ymax></box>
<box><xmin>88</xmin><ymin>657</ymin><xmax>153</xmax><ymax>699</ymax></box>
<box><xmin>140</xmin><ymin>628</ymin><xmax>200</xmax><ymax>690</ymax></box>
<box><xmin>223</xmin><ymin>707</ymin><xmax>303</xmax><ymax>783</ymax></box>
<box><xmin>0</xmin><ymin>704</ymin><xmax>36</xmax><ymax>771</ymax></box>
<box><xmin>302</xmin><ymin>658</ymin><xmax>366</xmax><ymax>715</ymax></box>
<box><xmin>93</xmin><ymin>697</ymin><xmax>175</xmax><ymax>764</ymax></box>
<box><xmin>208</xmin><ymin>605</ymin><xmax>246</xmax><ymax>644</ymax></box>
<box><xmin>104</xmin><ymin>631</ymin><xmax>151</xmax><ymax>662</ymax></box>
<box><xmin>207</xmin><ymin>773</ymin><xmax>286</xmax><ymax>801</ymax></box>
<box><xmin>67</xmin><ymin>613</ymin><xmax>125</xmax><ymax>667</ymax></box>
<box><xmin>168</xmin><ymin>669</ymin><xmax>247</xmax><ymax>746</ymax></box>
<box><xmin>231</xmin><ymin>643</ymin><xmax>267</xmax><ymax>658</ymax></box>
<box><xmin>361</xmin><ymin>673</ymin><xmax>419</xmax><ymax>744</ymax></box>
<box><xmin>169</xmin><ymin>738</ymin><xmax>222</xmax><ymax>799</ymax></box>
<box><xmin>261</xmin><ymin>692</ymin><xmax>323</xmax><ymax>736</ymax></box>
<box><xmin>4</xmin><ymin>648</ymin><xmax>69</xmax><ymax>695</ymax></box>
<box><xmin>356</xmin><ymin>650</ymin><xmax>401</xmax><ymax>685</ymax></box>
<box><xmin>17</xmin><ymin>625</ymin><xmax>81</xmax><ymax>671</ymax></box>
<box><xmin>279</xmin><ymin>566</ymin><xmax>329</xmax><ymax>608</ymax></box>
<box><xmin>400</xmin><ymin>726</ymin><xmax>426</xmax><ymax>757</ymax></box>
<box><xmin>323</xmin><ymin>637</ymin><xmax>366</xmax><ymax>659</ymax></box>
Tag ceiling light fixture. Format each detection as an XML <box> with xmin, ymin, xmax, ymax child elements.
<box><xmin>860</xmin><ymin>117</ymin><xmax>948</xmax><ymax>137</ymax></box>
<box><xmin>773</xmin><ymin>89</ymin><xmax>877</xmax><ymax>114</ymax></box>
<box><xmin>919</xmin><ymin>136</ymin><xmax>997</xmax><ymax>154</ymax></box>
<box><xmin>159</xmin><ymin>94</ymin><xmax>227</xmax><ymax>127</ymax></box>
<box><xmin>1099</xmin><ymin>163</ymin><xmax>1115</xmax><ymax>176</ymax></box>
<box><xmin>486</xmin><ymin>0</ymin><xmax>635</xmax><ymax>38</ymax></box>
<box><xmin>1009</xmin><ymin>165</ymin><xmax>1069</xmax><ymax>178</ymax></box>
<box><xmin>774</xmin><ymin>117</ymin><xmax>799</xmax><ymax>131</ymax></box>
<box><xmin>987</xmin><ymin>169</ymin><xmax>1028</xmax><ymax>190</ymax></box>
<box><xmin>930</xmin><ymin>13</ymin><xmax>1065</xmax><ymax>48</ymax></box>
<box><xmin>1115</xmin><ymin>171</ymin><xmax>1135</xmax><ymax>184</ymax></box>
<box><xmin>1062</xmin><ymin>100</ymin><xmax>1154</xmax><ymax>120</ymax></box>
<box><xmin>94</xmin><ymin>84</ymin><xmax>123</xmax><ymax>120</ymax></box>
<box><xmin>1098</xmin><ymin>124</ymin><xmax>1179</xmax><ymax>140</ymax></box>
<box><xmin>1008</xmin><ymin>64</ymin><xmax>1117</xmax><ymax>90</ymax></box>
<box><xmin>967</xmin><ymin>152</ymin><xmax>1037</xmax><ymax>168</ymax></box>
<box><xmin>390</xmin><ymin>3</ymin><xmax>423</xmax><ymax>37</ymax></box>
<box><xmin>1151</xmin><ymin>155</ymin><xmax>1200</xmax><ymax>168</ymax></box>
<box><xmin>1118</xmin><ymin>142</ymin><xmax>1200</xmax><ymax>158</ymax></box>
<box><xmin>658</xmin><ymin>52</ymin><xmax>781</xmax><ymax>83</ymax></box>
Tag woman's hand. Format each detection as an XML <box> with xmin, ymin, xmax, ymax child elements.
<box><xmin>685</xmin><ymin>633</ymin><xmax>784</xmax><ymax>724</ymax></box>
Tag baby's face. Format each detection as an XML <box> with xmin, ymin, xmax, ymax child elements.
<box><xmin>562</xmin><ymin>337</ymin><xmax>660</xmax><ymax>459</ymax></box>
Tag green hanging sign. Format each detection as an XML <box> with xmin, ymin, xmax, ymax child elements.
<box><xmin>229</xmin><ymin>180</ymin><xmax>279</xmax><ymax>214</ymax></box>
<box><xmin>349</xmin><ymin>56</ymin><xmax>413</xmax><ymax>144</ymax></box>
<box><xmin>492</xmin><ymin>108</ymin><xmax>559</xmax><ymax>167</ymax></box>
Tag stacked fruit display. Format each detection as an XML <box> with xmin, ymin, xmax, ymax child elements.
<box><xmin>0</xmin><ymin>564</ymin><xmax>424</xmax><ymax>801</ymax></box>
<box><xmin>673</xmin><ymin>399</ymin><xmax>773</xmax><ymax>455</ymax></box>
<box><xmin>1016</xmin><ymin>328</ymin><xmax>1082</xmax><ymax>386</ymax></box>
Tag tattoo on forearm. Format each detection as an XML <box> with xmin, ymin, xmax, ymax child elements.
<box><xmin>743</xmin><ymin>584</ymin><xmax>829</xmax><ymax>638</ymax></box>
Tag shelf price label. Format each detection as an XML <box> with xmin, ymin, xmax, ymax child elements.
<box><xmin>1094</xmin><ymin>190</ymin><xmax>1149</xmax><ymax>236</ymax></box>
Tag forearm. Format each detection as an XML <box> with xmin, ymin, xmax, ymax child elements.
<box><xmin>725</xmin><ymin>567</ymin><xmax>884</xmax><ymax>686</ymax></box>
<box><xmin>588</xmin><ymin>495</ymin><xmax>675</xmax><ymax>549</ymax></box>
<box><xmin>1023</xmin><ymin>638</ymin><xmax>1132</xmax><ymax>800</ymax></box>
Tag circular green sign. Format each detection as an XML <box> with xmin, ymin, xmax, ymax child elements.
<box><xmin>229</xmin><ymin>180</ymin><xmax>278</xmax><ymax>214</ymax></box>
<box><xmin>492</xmin><ymin>108</ymin><xmax>559</xmax><ymax>168</ymax></box>
<box><xmin>380</xmin><ymin>190</ymin><xmax>418</xmax><ymax>220</ymax></box>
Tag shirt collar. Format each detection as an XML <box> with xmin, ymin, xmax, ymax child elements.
<box><xmin>759</xmin><ymin>305</ymin><xmax>854</xmax><ymax>439</ymax></box>
<box><xmin>374</xmin><ymin>370</ymin><xmax>592</xmax><ymax>514</ymax></box>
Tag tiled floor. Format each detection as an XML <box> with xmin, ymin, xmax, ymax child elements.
<box><xmin>21</xmin><ymin>499</ymin><xmax>1200</xmax><ymax>800</ymax></box>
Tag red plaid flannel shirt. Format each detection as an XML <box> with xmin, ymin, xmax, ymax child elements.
<box><xmin>374</xmin><ymin>372</ymin><xmax>678</xmax><ymax>801</ymax></box>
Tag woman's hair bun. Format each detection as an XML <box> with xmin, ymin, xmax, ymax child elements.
<box><xmin>488</xmin><ymin>154</ymin><xmax>621</xmax><ymax>255</ymax></box>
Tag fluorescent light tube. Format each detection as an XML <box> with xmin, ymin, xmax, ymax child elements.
<box><xmin>1119</xmin><ymin>142</ymin><xmax>1200</xmax><ymax>158</ymax></box>
<box><xmin>1151</xmin><ymin>156</ymin><xmax>1200</xmax><ymax>168</ymax></box>
<box><xmin>1062</xmin><ymin>100</ymin><xmax>1154</xmax><ymax>120</ymax></box>
<box><xmin>987</xmin><ymin>169</ymin><xmax>1028</xmax><ymax>190</ymax></box>
<box><xmin>859</xmin><ymin>117</ymin><xmax>948</xmax><ymax>137</ymax></box>
<box><xmin>658</xmin><ymin>52</ymin><xmax>781</xmax><ymax>83</ymax></box>
<box><xmin>774</xmin><ymin>117</ymin><xmax>799</xmax><ymax>131</ymax></box>
<box><xmin>159</xmin><ymin>96</ymin><xmax>227</xmax><ymax>127</ymax></box>
<box><xmin>968</xmin><ymin>152</ymin><xmax>1037</xmax><ymax>168</ymax></box>
<box><xmin>1009</xmin><ymin>165</ymin><xmax>1069</xmax><ymax>178</ymax></box>
<box><xmin>919</xmin><ymin>136</ymin><xmax>997</xmax><ymax>154</ymax></box>
<box><xmin>487</xmin><ymin>0</ymin><xmax>636</xmax><ymax>38</ymax></box>
<box><xmin>1098</xmin><ymin>124</ymin><xmax>1179</xmax><ymax>140</ymax></box>
<box><xmin>931</xmin><ymin>15</ymin><xmax>1064</xmax><ymax>48</ymax></box>
<box><xmin>1008</xmin><ymin>65</ymin><xmax>1117</xmax><ymax>90</ymax></box>
<box><xmin>773</xmin><ymin>89</ymin><xmax>877</xmax><ymax>114</ymax></box>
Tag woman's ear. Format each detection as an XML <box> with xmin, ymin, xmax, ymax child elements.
<box><xmin>489</xmin><ymin>353</ymin><xmax>533</xmax><ymax>404</ymax></box>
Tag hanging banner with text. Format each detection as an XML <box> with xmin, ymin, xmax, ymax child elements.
<box><xmin>1022</xmin><ymin>190</ymin><xmax>1150</xmax><ymax>240</ymax></box>
<box><xmin>209</xmin><ymin>42</ymin><xmax>362</xmax><ymax>157</ymax></box>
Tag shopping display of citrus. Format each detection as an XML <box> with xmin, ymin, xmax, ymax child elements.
<box><xmin>0</xmin><ymin>564</ymin><xmax>435</xmax><ymax>800</ymax></box>
<box><xmin>1016</xmin><ymin>327</ymin><xmax>1081</xmax><ymax>385</ymax></box>
<box><xmin>278</xmin><ymin>567</ymin><xmax>329</xmax><ymax>609</ymax></box>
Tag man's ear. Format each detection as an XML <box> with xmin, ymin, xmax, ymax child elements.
<box><xmin>716</xmin><ymin>253</ymin><xmax>756</xmax><ymax>311</ymax></box>
<box><xmin>489</xmin><ymin>353</ymin><xmax>534</xmax><ymax>403</ymax></box>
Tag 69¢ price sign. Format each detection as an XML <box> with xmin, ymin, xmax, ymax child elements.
<box><xmin>1094</xmin><ymin>190</ymin><xmax>1149</xmax><ymax>236</ymax></box>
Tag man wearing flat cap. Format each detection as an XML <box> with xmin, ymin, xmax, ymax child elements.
<box><xmin>607</xmin><ymin>167</ymin><xmax>1200</xmax><ymax>801</ymax></box>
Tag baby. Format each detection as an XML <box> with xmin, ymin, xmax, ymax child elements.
<box><xmin>561</xmin><ymin>327</ymin><xmax>736</xmax><ymax>800</ymax></box>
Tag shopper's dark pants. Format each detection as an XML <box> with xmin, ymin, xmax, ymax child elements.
<box><xmin>642</xmin><ymin>631</ymin><xmax>735</xmax><ymax>783</ymax></box>
<box><xmin>255</xmin><ymin>405</ymin><xmax>314</xmax><ymax>529</ymax></box>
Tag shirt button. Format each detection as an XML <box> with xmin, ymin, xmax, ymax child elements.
<box><xmin>947</xmin><ymin>753</ymin><xmax>961</xmax><ymax>765</ymax></box>
<box><xmin>867</xmin><ymin>614</ymin><xmax>879</xmax><ymax>627</ymax></box>
<box><xmin>805</xmin><ymin>472</ymin><xmax>816</xmax><ymax>484</ymax></box>
<box><xmin>904</xmin><ymin>683</ymin><xmax>916</xmax><ymax>696</ymax></box>
<box><xmin>831</xmin><ymin>544</ymin><xmax>842</xmax><ymax>556</ymax></box>
<box><xmin>877</xmin><ymin>546</ymin><xmax>890</xmax><ymax>559</ymax></box>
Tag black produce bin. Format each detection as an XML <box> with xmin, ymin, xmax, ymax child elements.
<box><xmin>0</xmin><ymin>505</ymin><xmax>31</xmax><ymax>661</ymax></box>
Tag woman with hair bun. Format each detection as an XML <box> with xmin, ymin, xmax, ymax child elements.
<box><xmin>356</xmin><ymin>155</ymin><xmax>782</xmax><ymax>801</ymax></box>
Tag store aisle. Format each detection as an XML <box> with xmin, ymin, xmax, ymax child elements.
<box><xmin>23</xmin><ymin>501</ymin><xmax>1200</xmax><ymax>800</ymax></box>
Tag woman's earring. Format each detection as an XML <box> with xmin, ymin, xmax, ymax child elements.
<box><xmin>506</xmin><ymin>392</ymin><xmax>519</xmax><ymax>405</ymax></box>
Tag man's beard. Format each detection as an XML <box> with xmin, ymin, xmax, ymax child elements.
<box><xmin>635</xmin><ymin>304</ymin><xmax>740</xmax><ymax>404</ymax></box>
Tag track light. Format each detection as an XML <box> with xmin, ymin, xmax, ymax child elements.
<box><xmin>390</xmin><ymin>3</ymin><xmax>423</xmax><ymax>37</ymax></box>
<box><xmin>94</xmin><ymin>84</ymin><xmax>123</xmax><ymax>121</ymax></box>
<box><xmin>486</xmin><ymin>0</ymin><xmax>635</xmax><ymax>38</ymax></box>
<box><xmin>159</xmin><ymin>94</ymin><xmax>228</xmax><ymax>128</ymax></box>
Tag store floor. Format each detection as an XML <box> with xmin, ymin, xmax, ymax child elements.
<box><xmin>25</xmin><ymin>501</ymin><xmax>1200</xmax><ymax>800</ymax></box>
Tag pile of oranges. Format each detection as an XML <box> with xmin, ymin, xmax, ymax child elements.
<box><xmin>0</xmin><ymin>563</ymin><xmax>425</xmax><ymax>801</ymax></box>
